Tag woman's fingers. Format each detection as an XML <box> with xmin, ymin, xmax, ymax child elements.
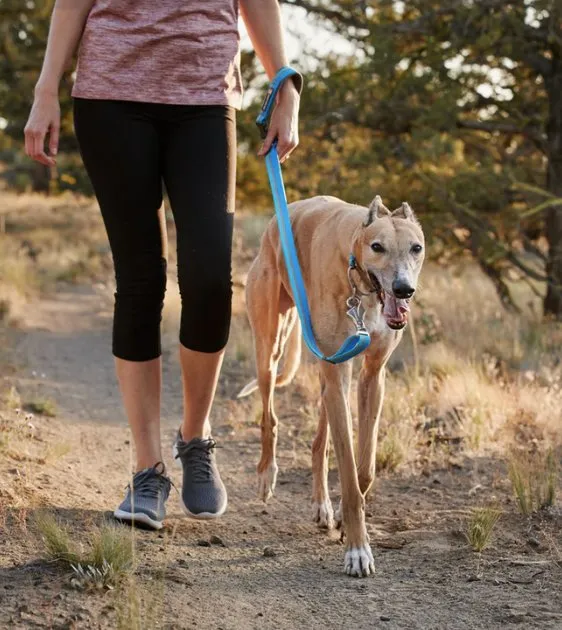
<box><xmin>257</xmin><ymin>123</ymin><xmax>298</xmax><ymax>160</ymax></box>
<box><xmin>30</xmin><ymin>128</ymin><xmax>55</xmax><ymax>166</ymax></box>
<box><xmin>24</xmin><ymin>95</ymin><xmax>60</xmax><ymax>166</ymax></box>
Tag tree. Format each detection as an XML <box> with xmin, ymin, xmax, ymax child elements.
<box><xmin>0</xmin><ymin>0</ymin><xmax>85</xmax><ymax>192</ymax></box>
<box><xmin>278</xmin><ymin>0</ymin><xmax>562</xmax><ymax>317</ymax></box>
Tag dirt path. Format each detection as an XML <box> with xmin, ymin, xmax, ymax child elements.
<box><xmin>1</xmin><ymin>284</ymin><xmax>561</xmax><ymax>630</ymax></box>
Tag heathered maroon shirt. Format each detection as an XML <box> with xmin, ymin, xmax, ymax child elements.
<box><xmin>72</xmin><ymin>0</ymin><xmax>243</xmax><ymax>108</ymax></box>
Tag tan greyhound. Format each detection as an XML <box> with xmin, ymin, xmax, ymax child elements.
<box><xmin>238</xmin><ymin>194</ymin><xmax>425</xmax><ymax>577</ymax></box>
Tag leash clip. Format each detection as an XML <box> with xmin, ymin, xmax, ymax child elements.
<box><xmin>346</xmin><ymin>294</ymin><xmax>368</xmax><ymax>334</ymax></box>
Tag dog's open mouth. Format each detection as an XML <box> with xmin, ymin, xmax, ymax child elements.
<box><xmin>368</xmin><ymin>271</ymin><xmax>410</xmax><ymax>331</ymax></box>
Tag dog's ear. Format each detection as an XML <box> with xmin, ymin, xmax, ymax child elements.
<box><xmin>392</xmin><ymin>201</ymin><xmax>415</xmax><ymax>221</ymax></box>
<box><xmin>364</xmin><ymin>195</ymin><xmax>390</xmax><ymax>226</ymax></box>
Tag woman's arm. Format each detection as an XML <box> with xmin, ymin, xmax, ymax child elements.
<box><xmin>240</xmin><ymin>0</ymin><xmax>301</xmax><ymax>162</ymax></box>
<box><xmin>25</xmin><ymin>0</ymin><xmax>95</xmax><ymax>165</ymax></box>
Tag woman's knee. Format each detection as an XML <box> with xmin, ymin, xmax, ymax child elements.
<box><xmin>177</xmin><ymin>268</ymin><xmax>232</xmax><ymax>353</ymax></box>
<box><xmin>114</xmin><ymin>257</ymin><xmax>167</xmax><ymax>303</ymax></box>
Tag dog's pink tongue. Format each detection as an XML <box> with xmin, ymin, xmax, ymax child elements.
<box><xmin>383</xmin><ymin>295</ymin><xmax>410</xmax><ymax>322</ymax></box>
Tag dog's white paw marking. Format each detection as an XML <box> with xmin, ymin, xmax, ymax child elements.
<box><xmin>344</xmin><ymin>544</ymin><xmax>375</xmax><ymax>578</ymax></box>
<box><xmin>312</xmin><ymin>500</ymin><xmax>334</xmax><ymax>529</ymax></box>
<box><xmin>257</xmin><ymin>463</ymin><xmax>278</xmax><ymax>502</ymax></box>
<box><xmin>334</xmin><ymin>501</ymin><xmax>343</xmax><ymax>529</ymax></box>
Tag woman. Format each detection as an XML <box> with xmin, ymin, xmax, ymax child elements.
<box><xmin>25</xmin><ymin>0</ymin><xmax>301</xmax><ymax>529</ymax></box>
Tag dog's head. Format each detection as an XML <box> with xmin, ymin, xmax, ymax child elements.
<box><xmin>355</xmin><ymin>195</ymin><xmax>425</xmax><ymax>330</ymax></box>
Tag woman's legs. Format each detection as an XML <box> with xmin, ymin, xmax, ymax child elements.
<box><xmin>74</xmin><ymin>99</ymin><xmax>236</xmax><ymax>519</ymax></box>
<box><xmin>74</xmin><ymin>98</ymin><xmax>166</xmax><ymax>472</ymax></box>
<box><xmin>161</xmin><ymin>105</ymin><xmax>236</xmax><ymax>443</ymax></box>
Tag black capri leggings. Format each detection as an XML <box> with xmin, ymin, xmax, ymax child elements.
<box><xmin>73</xmin><ymin>98</ymin><xmax>236</xmax><ymax>361</ymax></box>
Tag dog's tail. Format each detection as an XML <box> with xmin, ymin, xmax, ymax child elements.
<box><xmin>237</xmin><ymin>317</ymin><xmax>302</xmax><ymax>399</ymax></box>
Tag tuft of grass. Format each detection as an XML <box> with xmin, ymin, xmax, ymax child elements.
<box><xmin>90</xmin><ymin>524</ymin><xmax>134</xmax><ymax>577</ymax></box>
<box><xmin>25</xmin><ymin>398</ymin><xmax>57</xmax><ymax>417</ymax></box>
<box><xmin>465</xmin><ymin>506</ymin><xmax>502</xmax><ymax>552</ymax></box>
<box><xmin>376</xmin><ymin>428</ymin><xmax>406</xmax><ymax>473</ymax></box>
<box><xmin>508</xmin><ymin>448</ymin><xmax>558</xmax><ymax>515</ymax></box>
<box><xmin>116</xmin><ymin>575</ymin><xmax>164</xmax><ymax>630</ymax></box>
<box><xmin>34</xmin><ymin>511</ymin><xmax>133</xmax><ymax>589</ymax></box>
<box><xmin>34</xmin><ymin>511</ymin><xmax>80</xmax><ymax>564</ymax></box>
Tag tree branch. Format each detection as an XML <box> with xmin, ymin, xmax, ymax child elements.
<box><xmin>280</xmin><ymin>0</ymin><xmax>365</xmax><ymax>31</ymax></box>
<box><xmin>456</xmin><ymin>120</ymin><xmax>548</xmax><ymax>152</ymax></box>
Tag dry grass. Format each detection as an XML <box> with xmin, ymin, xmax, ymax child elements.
<box><xmin>368</xmin><ymin>263</ymin><xmax>562</xmax><ymax>473</ymax></box>
<box><xmin>465</xmin><ymin>506</ymin><xmax>503</xmax><ymax>552</ymax></box>
<box><xmin>115</xmin><ymin>575</ymin><xmax>165</xmax><ymax>630</ymax></box>
<box><xmin>508</xmin><ymin>448</ymin><xmax>558</xmax><ymax>515</ymax></box>
<box><xmin>376</xmin><ymin>427</ymin><xmax>408</xmax><ymax>473</ymax></box>
<box><xmin>34</xmin><ymin>511</ymin><xmax>134</xmax><ymax>589</ymax></box>
<box><xmin>0</xmin><ymin>398</ymin><xmax>37</xmax><ymax>460</ymax></box>
<box><xmin>0</xmin><ymin>190</ymin><xmax>109</xmax><ymax>324</ymax></box>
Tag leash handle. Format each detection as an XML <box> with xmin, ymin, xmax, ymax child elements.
<box><xmin>256</xmin><ymin>66</ymin><xmax>303</xmax><ymax>140</ymax></box>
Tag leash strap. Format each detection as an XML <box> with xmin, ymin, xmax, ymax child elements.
<box><xmin>257</xmin><ymin>69</ymin><xmax>371</xmax><ymax>364</ymax></box>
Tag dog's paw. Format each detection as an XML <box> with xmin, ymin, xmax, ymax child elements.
<box><xmin>334</xmin><ymin>501</ymin><xmax>343</xmax><ymax>529</ymax></box>
<box><xmin>257</xmin><ymin>463</ymin><xmax>278</xmax><ymax>502</ymax></box>
<box><xmin>344</xmin><ymin>544</ymin><xmax>375</xmax><ymax>578</ymax></box>
<box><xmin>312</xmin><ymin>500</ymin><xmax>334</xmax><ymax>529</ymax></box>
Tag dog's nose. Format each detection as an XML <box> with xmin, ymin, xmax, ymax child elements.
<box><xmin>392</xmin><ymin>279</ymin><xmax>415</xmax><ymax>299</ymax></box>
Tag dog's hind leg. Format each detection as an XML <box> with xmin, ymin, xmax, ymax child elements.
<box><xmin>246</xmin><ymin>256</ymin><xmax>296</xmax><ymax>502</ymax></box>
<box><xmin>357</xmin><ymin>356</ymin><xmax>386</xmax><ymax>498</ymax></box>
<box><xmin>320</xmin><ymin>361</ymin><xmax>374</xmax><ymax>577</ymax></box>
<box><xmin>311</xmin><ymin>380</ymin><xmax>334</xmax><ymax>529</ymax></box>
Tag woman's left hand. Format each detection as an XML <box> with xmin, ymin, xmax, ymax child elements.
<box><xmin>258</xmin><ymin>80</ymin><xmax>300</xmax><ymax>163</ymax></box>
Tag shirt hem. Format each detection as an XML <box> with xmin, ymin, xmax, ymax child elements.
<box><xmin>71</xmin><ymin>86</ymin><xmax>243</xmax><ymax>110</ymax></box>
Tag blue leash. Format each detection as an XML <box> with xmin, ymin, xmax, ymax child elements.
<box><xmin>256</xmin><ymin>67</ymin><xmax>371</xmax><ymax>364</ymax></box>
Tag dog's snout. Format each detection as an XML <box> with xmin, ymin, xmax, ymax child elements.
<box><xmin>392</xmin><ymin>279</ymin><xmax>415</xmax><ymax>299</ymax></box>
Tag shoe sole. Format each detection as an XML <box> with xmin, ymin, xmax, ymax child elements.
<box><xmin>113</xmin><ymin>509</ymin><xmax>164</xmax><ymax>530</ymax></box>
<box><xmin>173</xmin><ymin>442</ymin><xmax>228</xmax><ymax>520</ymax></box>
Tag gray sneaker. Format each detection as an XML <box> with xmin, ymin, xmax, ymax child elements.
<box><xmin>173</xmin><ymin>432</ymin><xmax>227</xmax><ymax>519</ymax></box>
<box><xmin>114</xmin><ymin>462</ymin><xmax>171</xmax><ymax>530</ymax></box>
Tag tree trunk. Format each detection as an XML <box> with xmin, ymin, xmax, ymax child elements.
<box><xmin>544</xmin><ymin>56</ymin><xmax>562</xmax><ymax>318</ymax></box>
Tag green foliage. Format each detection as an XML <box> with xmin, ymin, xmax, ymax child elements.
<box><xmin>270</xmin><ymin>0</ymin><xmax>561</xmax><ymax>315</ymax></box>
<box><xmin>0</xmin><ymin>0</ymin><xmax>80</xmax><ymax>192</ymax></box>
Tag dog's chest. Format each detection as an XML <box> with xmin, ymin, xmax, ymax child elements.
<box><xmin>362</xmin><ymin>300</ymin><xmax>392</xmax><ymax>338</ymax></box>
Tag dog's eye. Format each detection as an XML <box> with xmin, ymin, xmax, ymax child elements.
<box><xmin>371</xmin><ymin>242</ymin><xmax>385</xmax><ymax>253</ymax></box>
<box><xmin>411</xmin><ymin>244</ymin><xmax>423</xmax><ymax>254</ymax></box>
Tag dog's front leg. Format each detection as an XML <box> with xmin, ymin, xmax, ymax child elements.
<box><xmin>320</xmin><ymin>362</ymin><xmax>374</xmax><ymax>577</ymax></box>
<box><xmin>357</xmin><ymin>357</ymin><xmax>386</xmax><ymax>497</ymax></box>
